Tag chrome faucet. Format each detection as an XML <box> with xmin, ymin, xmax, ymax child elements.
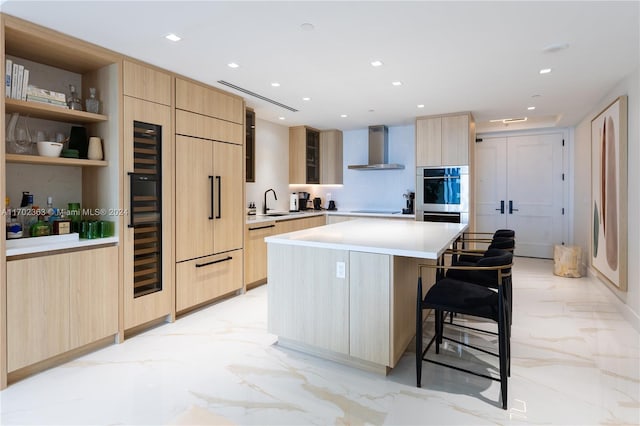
<box><xmin>263</xmin><ymin>188</ymin><xmax>277</xmax><ymax>214</ymax></box>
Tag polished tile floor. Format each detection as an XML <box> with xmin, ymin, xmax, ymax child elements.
<box><xmin>1</xmin><ymin>257</ymin><xmax>639</xmax><ymax>425</ymax></box>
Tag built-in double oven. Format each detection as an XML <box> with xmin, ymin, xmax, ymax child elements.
<box><xmin>416</xmin><ymin>166</ymin><xmax>469</xmax><ymax>223</ymax></box>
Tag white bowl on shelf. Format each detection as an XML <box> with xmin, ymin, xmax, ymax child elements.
<box><xmin>37</xmin><ymin>141</ymin><xmax>63</xmax><ymax>157</ymax></box>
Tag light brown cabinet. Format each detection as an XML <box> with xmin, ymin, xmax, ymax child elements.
<box><xmin>289</xmin><ymin>126</ymin><xmax>320</xmax><ymax>184</ymax></box>
<box><xmin>244</xmin><ymin>215</ymin><xmax>326</xmax><ymax>287</ymax></box>
<box><xmin>7</xmin><ymin>246</ymin><xmax>118</xmax><ymax>372</ymax></box>
<box><xmin>416</xmin><ymin>113</ymin><xmax>474</xmax><ymax>166</ymax></box>
<box><xmin>175</xmin><ymin>78</ymin><xmax>244</xmax><ymax>125</ymax></box>
<box><xmin>320</xmin><ymin>129</ymin><xmax>343</xmax><ymax>184</ymax></box>
<box><xmin>123</xmin><ymin>95</ymin><xmax>173</xmax><ymax>330</ymax></box>
<box><xmin>123</xmin><ymin>60</ymin><xmax>172</xmax><ymax>106</ymax></box>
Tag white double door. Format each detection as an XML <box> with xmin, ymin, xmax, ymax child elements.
<box><xmin>475</xmin><ymin>132</ymin><xmax>565</xmax><ymax>258</ymax></box>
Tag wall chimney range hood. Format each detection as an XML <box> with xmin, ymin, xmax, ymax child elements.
<box><xmin>348</xmin><ymin>125</ymin><xmax>405</xmax><ymax>170</ymax></box>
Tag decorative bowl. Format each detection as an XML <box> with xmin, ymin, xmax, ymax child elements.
<box><xmin>37</xmin><ymin>141</ymin><xmax>63</xmax><ymax>157</ymax></box>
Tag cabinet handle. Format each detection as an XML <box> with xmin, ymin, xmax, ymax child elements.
<box><xmin>249</xmin><ymin>224</ymin><xmax>276</xmax><ymax>231</ymax></box>
<box><xmin>495</xmin><ymin>200</ymin><xmax>505</xmax><ymax>214</ymax></box>
<box><xmin>215</xmin><ymin>176</ymin><xmax>222</xmax><ymax>219</ymax></box>
<box><xmin>195</xmin><ymin>256</ymin><xmax>233</xmax><ymax>268</ymax></box>
<box><xmin>208</xmin><ymin>176</ymin><xmax>214</xmax><ymax>220</ymax></box>
<box><xmin>509</xmin><ymin>200</ymin><xmax>519</xmax><ymax>214</ymax></box>
<box><xmin>128</xmin><ymin>172</ymin><xmax>135</xmax><ymax>228</ymax></box>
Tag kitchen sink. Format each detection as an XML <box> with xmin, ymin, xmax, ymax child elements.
<box><xmin>266</xmin><ymin>213</ymin><xmax>288</xmax><ymax>217</ymax></box>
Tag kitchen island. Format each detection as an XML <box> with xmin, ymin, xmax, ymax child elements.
<box><xmin>266</xmin><ymin>219</ymin><xmax>466</xmax><ymax>374</ymax></box>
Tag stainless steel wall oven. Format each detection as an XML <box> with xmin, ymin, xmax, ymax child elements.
<box><xmin>416</xmin><ymin>165</ymin><xmax>469</xmax><ymax>223</ymax></box>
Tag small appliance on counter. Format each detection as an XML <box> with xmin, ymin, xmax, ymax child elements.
<box><xmin>402</xmin><ymin>191</ymin><xmax>415</xmax><ymax>214</ymax></box>
<box><xmin>298</xmin><ymin>192</ymin><xmax>311</xmax><ymax>210</ymax></box>
<box><xmin>289</xmin><ymin>193</ymin><xmax>298</xmax><ymax>212</ymax></box>
<box><xmin>313</xmin><ymin>197</ymin><xmax>322</xmax><ymax>210</ymax></box>
<box><xmin>327</xmin><ymin>200</ymin><xmax>337</xmax><ymax>211</ymax></box>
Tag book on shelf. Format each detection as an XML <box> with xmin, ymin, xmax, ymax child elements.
<box><xmin>26</xmin><ymin>85</ymin><xmax>66</xmax><ymax>102</ymax></box>
<box><xmin>20</xmin><ymin>69</ymin><xmax>29</xmax><ymax>101</ymax></box>
<box><xmin>5</xmin><ymin>58</ymin><xmax>11</xmax><ymax>98</ymax></box>
<box><xmin>26</xmin><ymin>94</ymin><xmax>69</xmax><ymax>108</ymax></box>
<box><xmin>10</xmin><ymin>63</ymin><xmax>19</xmax><ymax>99</ymax></box>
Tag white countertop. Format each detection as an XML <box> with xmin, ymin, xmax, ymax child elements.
<box><xmin>6</xmin><ymin>233</ymin><xmax>119</xmax><ymax>257</ymax></box>
<box><xmin>265</xmin><ymin>218</ymin><xmax>466</xmax><ymax>259</ymax></box>
<box><xmin>246</xmin><ymin>210</ymin><xmax>414</xmax><ymax>225</ymax></box>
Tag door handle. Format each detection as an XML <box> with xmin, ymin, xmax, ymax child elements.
<box><xmin>208</xmin><ymin>176</ymin><xmax>214</xmax><ymax>220</ymax></box>
<box><xmin>509</xmin><ymin>200</ymin><xmax>519</xmax><ymax>214</ymax></box>
<box><xmin>495</xmin><ymin>200</ymin><xmax>505</xmax><ymax>214</ymax></box>
<box><xmin>215</xmin><ymin>176</ymin><xmax>221</xmax><ymax>219</ymax></box>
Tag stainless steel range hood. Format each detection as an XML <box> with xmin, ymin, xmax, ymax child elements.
<box><xmin>347</xmin><ymin>125</ymin><xmax>405</xmax><ymax>170</ymax></box>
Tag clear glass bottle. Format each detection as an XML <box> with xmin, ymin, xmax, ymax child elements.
<box><xmin>67</xmin><ymin>84</ymin><xmax>83</xmax><ymax>111</ymax></box>
<box><xmin>85</xmin><ymin>87</ymin><xmax>100</xmax><ymax>114</ymax></box>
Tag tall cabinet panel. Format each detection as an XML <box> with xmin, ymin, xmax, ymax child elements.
<box><xmin>174</xmin><ymin>79</ymin><xmax>244</xmax><ymax>313</ymax></box>
<box><xmin>123</xmin><ymin>95</ymin><xmax>173</xmax><ymax>330</ymax></box>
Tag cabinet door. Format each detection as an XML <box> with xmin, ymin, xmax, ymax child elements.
<box><xmin>175</xmin><ymin>78</ymin><xmax>244</xmax><ymax>124</ymax></box>
<box><xmin>320</xmin><ymin>130</ymin><xmax>343</xmax><ymax>184</ymax></box>
<box><xmin>175</xmin><ymin>249</ymin><xmax>243</xmax><ymax>312</ymax></box>
<box><xmin>306</xmin><ymin>129</ymin><xmax>320</xmax><ymax>184</ymax></box>
<box><xmin>70</xmin><ymin>246</ymin><xmax>118</xmax><ymax>348</ymax></box>
<box><xmin>123</xmin><ymin>60</ymin><xmax>172</xmax><ymax>106</ymax></box>
<box><xmin>289</xmin><ymin>126</ymin><xmax>307</xmax><ymax>184</ymax></box>
<box><xmin>245</xmin><ymin>222</ymin><xmax>277</xmax><ymax>286</ymax></box>
<box><xmin>416</xmin><ymin>117</ymin><xmax>442</xmax><ymax>166</ymax></box>
<box><xmin>349</xmin><ymin>252</ymin><xmax>390</xmax><ymax>365</ymax></box>
<box><xmin>175</xmin><ymin>135</ymin><xmax>215</xmax><ymax>261</ymax></box>
<box><xmin>175</xmin><ymin>109</ymin><xmax>243</xmax><ymax>145</ymax></box>
<box><xmin>7</xmin><ymin>255</ymin><xmax>70</xmax><ymax>372</ymax></box>
<box><xmin>212</xmin><ymin>141</ymin><xmax>244</xmax><ymax>254</ymax></box>
<box><xmin>442</xmin><ymin>114</ymin><xmax>469</xmax><ymax>165</ymax></box>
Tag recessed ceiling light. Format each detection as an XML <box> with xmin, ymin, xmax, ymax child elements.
<box><xmin>227</xmin><ymin>62</ymin><xmax>239</xmax><ymax>69</ymax></box>
<box><xmin>392</xmin><ymin>81</ymin><xmax>402</xmax><ymax>86</ymax></box>
<box><xmin>278</xmin><ymin>116</ymin><xmax>285</xmax><ymax>120</ymax></box>
<box><xmin>302</xmin><ymin>97</ymin><xmax>311</xmax><ymax>101</ymax></box>
<box><xmin>165</xmin><ymin>33</ymin><xmax>181</xmax><ymax>42</ymax></box>
<box><xmin>271</xmin><ymin>82</ymin><xmax>280</xmax><ymax>87</ymax></box>
<box><xmin>371</xmin><ymin>60</ymin><xmax>383</xmax><ymax>67</ymax></box>
<box><xmin>340</xmin><ymin>114</ymin><xmax>348</xmax><ymax>118</ymax></box>
<box><xmin>527</xmin><ymin>106</ymin><xmax>536</xmax><ymax>110</ymax></box>
<box><xmin>417</xmin><ymin>104</ymin><xmax>425</xmax><ymax>108</ymax></box>
<box><xmin>300</xmin><ymin>23</ymin><xmax>315</xmax><ymax>31</ymax></box>
<box><xmin>539</xmin><ymin>68</ymin><xmax>552</xmax><ymax>74</ymax></box>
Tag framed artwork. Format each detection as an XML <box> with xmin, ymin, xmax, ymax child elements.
<box><xmin>591</xmin><ymin>95</ymin><xmax>628</xmax><ymax>290</ymax></box>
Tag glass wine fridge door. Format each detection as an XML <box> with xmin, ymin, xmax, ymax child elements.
<box><xmin>129</xmin><ymin>121</ymin><xmax>162</xmax><ymax>298</ymax></box>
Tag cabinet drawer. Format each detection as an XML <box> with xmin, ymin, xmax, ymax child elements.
<box><xmin>176</xmin><ymin>249</ymin><xmax>243</xmax><ymax>312</ymax></box>
<box><xmin>245</xmin><ymin>222</ymin><xmax>277</xmax><ymax>285</ymax></box>
<box><xmin>175</xmin><ymin>78</ymin><xmax>244</xmax><ymax>124</ymax></box>
<box><xmin>176</xmin><ymin>109</ymin><xmax>243</xmax><ymax>145</ymax></box>
<box><xmin>123</xmin><ymin>60</ymin><xmax>172</xmax><ymax>105</ymax></box>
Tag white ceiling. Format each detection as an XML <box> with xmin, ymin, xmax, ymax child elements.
<box><xmin>2</xmin><ymin>1</ymin><xmax>638</xmax><ymax>132</ymax></box>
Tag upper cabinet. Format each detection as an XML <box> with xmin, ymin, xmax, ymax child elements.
<box><xmin>175</xmin><ymin>78</ymin><xmax>244</xmax><ymax>125</ymax></box>
<box><xmin>123</xmin><ymin>60</ymin><xmax>172</xmax><ymax>106</ymax></box>
<box><xmin>245</xmin><ymin>109</ymin><xmax>255</xmax><ymax>182</ymax></box>
<box><xmin>290</xmin><ymin>126</ymin><xmax>343</xmax><ymax>185</ymax></box>
<box><xmin>320</xmin><ymin>129</ymin><xmax>343</xmax><ymax>185</ymax></box>
<box><xmin>416</xmin><ymin>112</ymin><xmax>475</xmax><ymax>167</ymax></box>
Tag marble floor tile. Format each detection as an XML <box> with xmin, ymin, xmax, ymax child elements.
<box><xmin>0</xmin><ymin>257</ymin><xmax>638</xmax><ymax>425</ymax></box>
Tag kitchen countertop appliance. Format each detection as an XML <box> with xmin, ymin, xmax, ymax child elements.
<box><xmin>416</xmin><ymin>166</ymin><xmax>469</xmax><ymax>223</ymax></box>
<box><xmin>402</xmin><ymin>191</ymin><xmax>415</xmax><ymax>214</ymax></box>
<box><xmin>289</xmin><ymin>192</ymin><xmax>298</xmax><ymax>212</ymax></box>
<box><xmin>313</xmin><ymin>197</ymin><xmax>322</xmax><ymax>210</ymax></box>
<box><xmin>298</xmin><ymin>192</ymin><xmax>311</xmax><ymax>210</ymax></box>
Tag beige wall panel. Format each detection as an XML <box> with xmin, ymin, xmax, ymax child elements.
<box><xmin>267</xmin><ymin>244</ymin><xmax>349</xmax><ymax>354</ymax></box>
<box><xmin>349</xmin><ymin>252</ymin><xmax>391</xmax><ymax>365</ymax></box>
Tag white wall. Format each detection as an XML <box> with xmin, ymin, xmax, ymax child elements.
<box><xmin>248</xmin><ymin>120</ymin><xmax>416</xmax><ymax>213</ymax></box>
<box><xmin>299</xmin><ymin>124</ymin><xmax>416</xmax><ymax>212</ymax></box>
<box><xmin>245</xmin><ymin>118</ymin><xmax>291</xmax><ymax>213</ymax></box>
<box><xmin>573</xmin><ymin>67</ymin><xmax>640</xmax><ymax>327</ymax></box>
